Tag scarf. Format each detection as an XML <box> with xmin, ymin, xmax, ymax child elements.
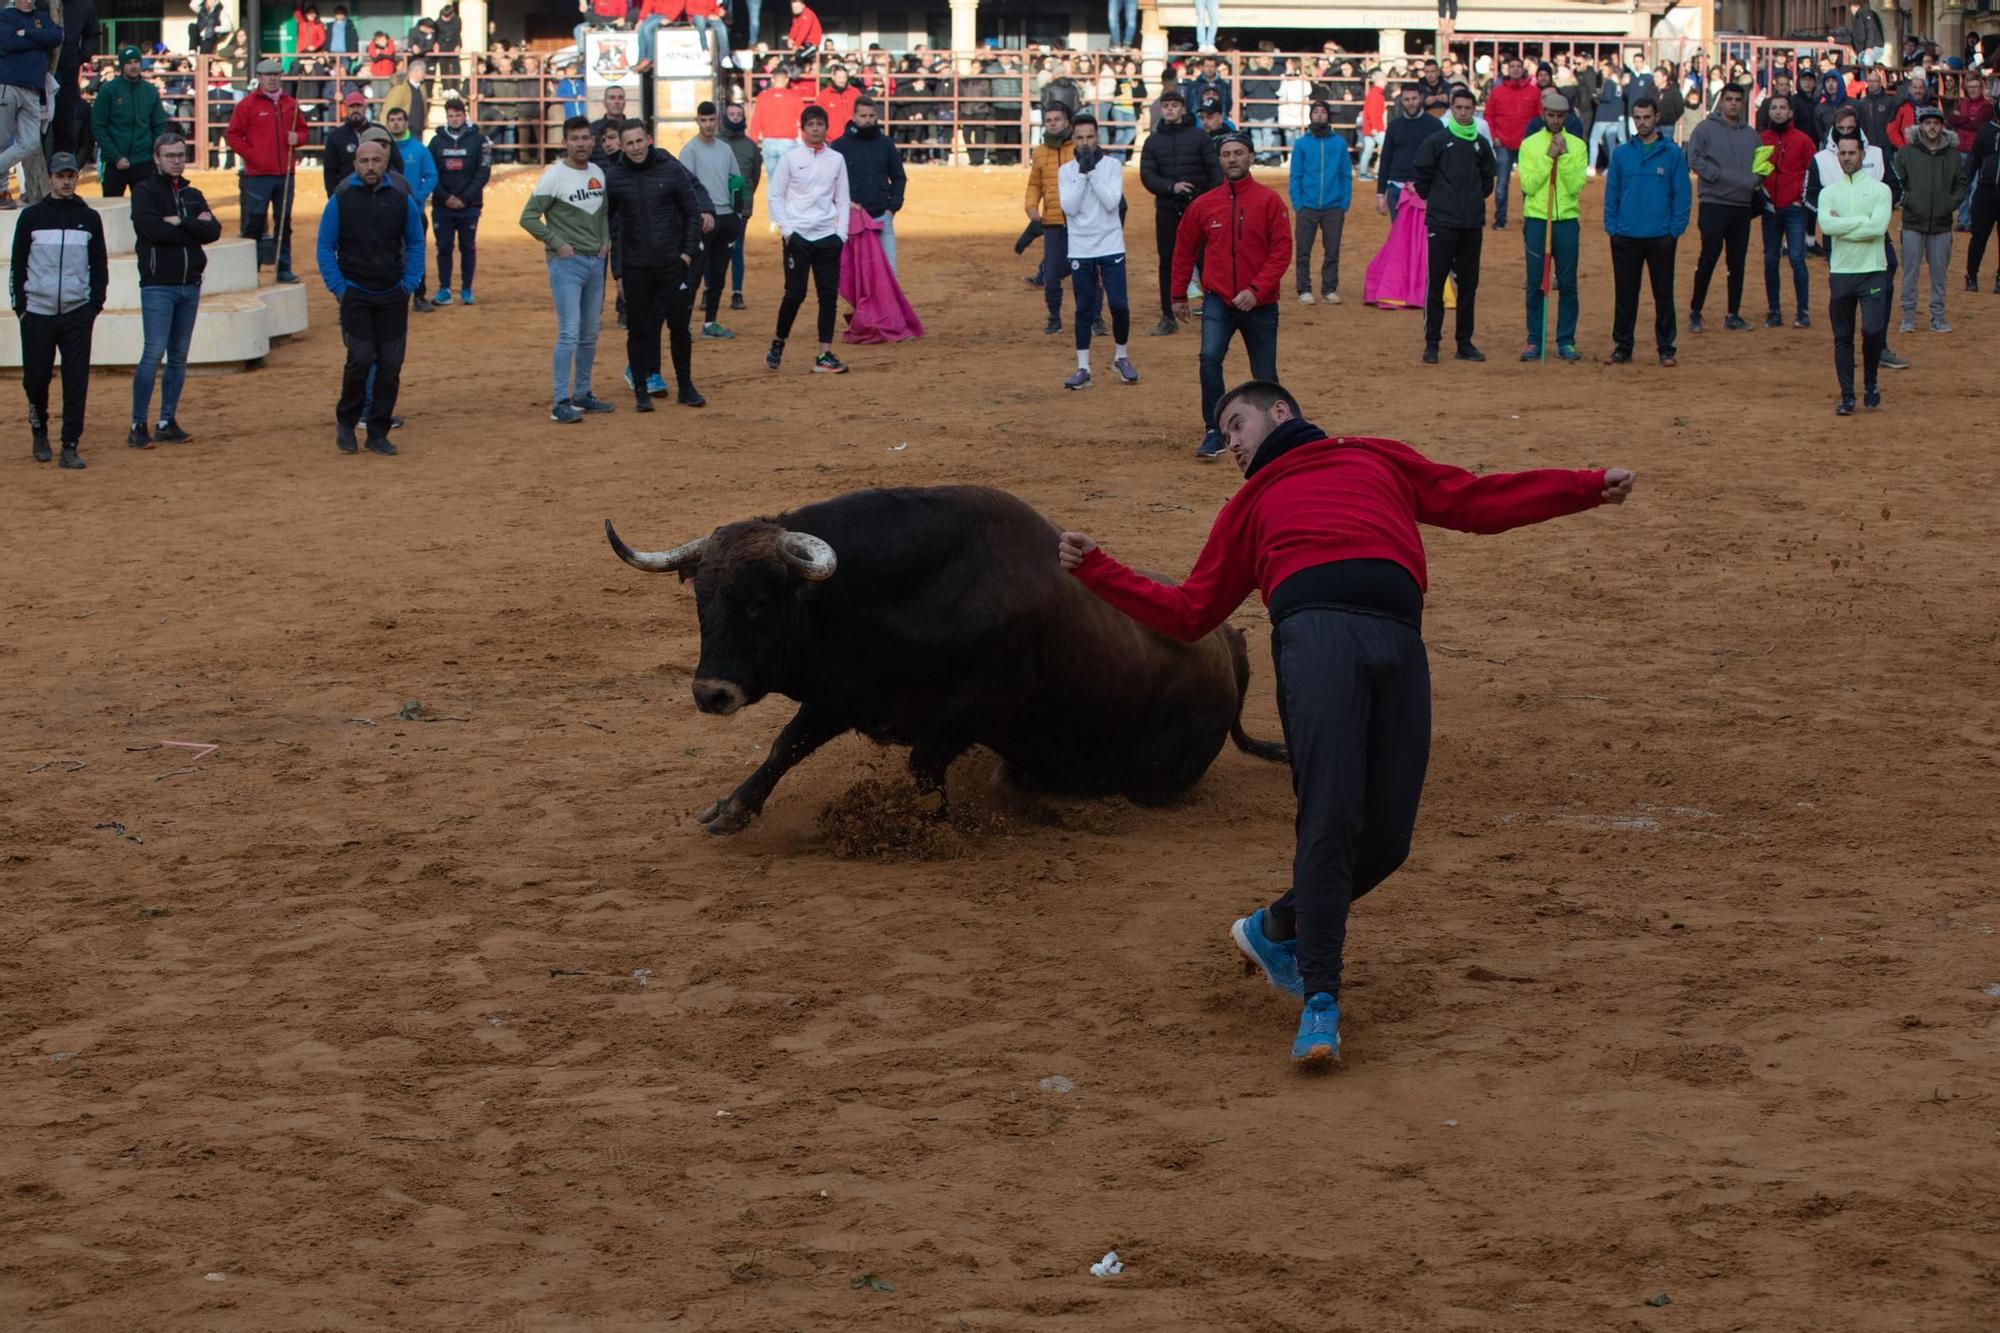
<box><xmin>1043</xmin><ymin>126</ymin><xmax>1072</xmax><ymax>148</ymax></box>
<box><xmin>1244</xmin><ymin>417</ymin><xmax>1327</xmax><ymax>480</ymax></box>
<box><xmin>1447</xmin><ymin>116</ymin><xmax>1477</xmax><ymax>141</ymax></box>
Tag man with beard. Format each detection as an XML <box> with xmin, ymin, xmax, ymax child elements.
<box><xmin>1376</xmin><ymin>84</ymin><xmax>1442</xmax><ymax>221</ymax></box>
<box><xmin>1288</xmin><ymin>99</ymin><xmax>1351</xmax><ymax>304</ymax></box>
<box><xmin>1138</xmin><ymin>89</ymin><xmax>1219</xmax><ymax>335</ymax></box>
<box><xmin>1892</xmin><ymin>105</ymin><xmax>1967</xmax><ymax>332</ymax></box>
<box><xmin>316</xmin><ymin>137</ymin><xmax>424</xmax><ymax>454</ymax></box>
<box><xmin>323</xmin><ymin>91</ymin><xmax>370</xmax><ymax>196</ymax></box>
<box><xmin>832</xmin><ymin>95</ymin><xmax>906</xmax><ymax>274</ymax></box>
<box><xmin>606</xmin><ymin>119</ymin><xmax>709</xmax><ymax>408</ymax></box>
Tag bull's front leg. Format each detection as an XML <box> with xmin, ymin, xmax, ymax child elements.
<box><xmin>699</xmin><ymin>703</ymin><xmax>849</xmax><ymax>834</ymax></box>
<box><xmin>907</xmin><ymin>718</ymin><xmax>980</xmax><ymax>819</ymax></box>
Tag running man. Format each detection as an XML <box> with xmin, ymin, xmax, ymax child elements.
<box><xmin>1058</xmin><ymin>381</ymin><xmax>1634</xmax><ymax>1068</ymax></box>
<box><xmin>765</xmin><ymin>104</ymin><xmax>851</xmax><ymax>375</ymax></box>
<box><xmin>1056</xmin><ymin>113</ymin><xmax>1137</xmax><ymax>390</ymax></box>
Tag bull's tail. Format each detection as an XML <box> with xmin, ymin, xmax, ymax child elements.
<box><xmin>1221</xmin><ymin>625</ymin><xmax>1288</xmax><ymax>764</ymax></box>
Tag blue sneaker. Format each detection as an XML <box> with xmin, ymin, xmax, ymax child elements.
<box><xmin>645</xmin><ymin>372</ymin><xmax>669</xmax><ymax>397</ymax></box>
<box><xmin>1194</xmin><ymin>431</ymin><xmax>1226</xmax><ymax>462</ymax></box>
<box><xmin>433</xmin><ymin>288</ymin><xmax>454</xmax><ymax>307</ymax></box>
<box><xmin>1231</xmin><ymin>908</ymin><xmax>1302</xmax><ymax>996</ymax></box>
<box><xmin>460</xmin><ymin>288</ymin><xmax>475</xmax><ymax>306</ymax></box>
<box><xmin>1292</xmin><ymin>992</ymin><xmax>1342</xmax><ymax>1069</ymax></box>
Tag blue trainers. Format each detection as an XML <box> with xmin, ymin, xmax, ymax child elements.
<box><xmin>1194</xmin><ymin>431</ymin><xmax>1227</xmax><ymax>462</ymax></box>
<box><xmin>1231</xmin><ymin>908</ymin><xmax>1302</xmax><ymax>996</ymax></box>
<box><xmin>645</xmin><ymin>371</ymin><xmax>669</xmax><ymax>396</ymax></box>
<box><xmin>1292</xmin><ymin>992</ymin><xmax>1342</xmax><ymax>1069</ymax></box>
<box><xmin>460</xmin><ymin>288</ymin><xmax>475</xmax><ymax>306</ymax></box>
<box><xmin>433</xmin><ymin>288</ymin><xmax>454</xmax><ymax>307</ymax></box>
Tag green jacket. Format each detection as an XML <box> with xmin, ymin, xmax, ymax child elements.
<box><xmin>1819</xmin><ymin>169</ymin><xmax>1891</xmax><ymax>273</ymax></box>
<box><xmin>1517</xmin><ymin>127</ymin><xmax>1587</xmax><ymax>222</ymax></box>
<box><xmin>91</xmin><ymin>75</ymin><xmax>168</xmax><ymax>167</ymax></box>
<box><xmin>1892</xmin><ymin>135</ymin><xmax>1967</xmax><ymax>234</ymax></box>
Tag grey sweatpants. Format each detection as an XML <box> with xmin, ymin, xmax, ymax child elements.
<box><xmin>1898</xmin><ymin>228</ymin><xmax>1952</xmax><ymax>322</ymax></box>
<box><xmin>1294</xmin><ymin>206</ymin><xmax>1347</xmax><ymax>296</ymax></box>
<box><xmin>0</xmin><ymin>83</ymin><xmax>47</xmax><ymax>179</ymax></box>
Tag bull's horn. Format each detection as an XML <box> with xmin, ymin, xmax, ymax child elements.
<box><xmin>776</xmin><ymin>531</ymin><xmax>837</xmax><ymax>581</ymax></box>
<box><xmin>605</xmin><ymin>519</ymin><xmax>708</xmax><ymax>573</ymax></box>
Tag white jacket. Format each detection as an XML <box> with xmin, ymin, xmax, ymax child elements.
<box><xmin>1057</xmin><ymin>153</ymin><xmax>1125</xmax><ymax>259</ymax></box>
<box><xmin>768</xmin><ymin>141</ymin><xmax>850</xmax><ymax>243</ymax></box>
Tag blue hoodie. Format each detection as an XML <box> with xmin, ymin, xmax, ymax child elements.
<box><xmin>1603</xmin><ymin>133</ymin><xmax>1690</xmax><ymax>239</ymax></box>
<box><xmin>392</xmin><ymin>132</ymin><xmax>438</xmax><ymax>205</ymax></box>
<box><xmin>1289</xmin><ymin>126</ymin><xmax>1353</xmax><ymax>212</ymax></box>
<box><xmin>0</xmin><ymin>6</ymin><xmax>63</xmax><ymax>93</ymax></box>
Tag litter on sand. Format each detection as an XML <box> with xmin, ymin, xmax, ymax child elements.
<box><xmin>1982</xmin><ymin>983</ymin><xmax>2000</xmax><ymax>998</ymax></box>
<box><xmin>1038</xmin><ymin>1075</ymin><xmax>1076</xmax><ymax>1094</ymax></box>
<box><xmin>1090</xmin><ymin>1250</ymin><xmax>1123</xmax><ymax>1278</ymax></box>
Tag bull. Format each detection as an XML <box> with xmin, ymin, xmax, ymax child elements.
<box><xmin>605</xmin><ymin>485</ymin><xmax>1284</xmax><ymax>833</ymax></box>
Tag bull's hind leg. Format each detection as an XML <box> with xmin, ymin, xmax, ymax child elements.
<box><xmin>700</xmin><ymin>703</ymin><xmax>848</xmax><ymax>834</ymax></box>
<box><xmin>907</xmin><ymin>721</ymin><xmax>979</xmax><ymax>818</ymax></box>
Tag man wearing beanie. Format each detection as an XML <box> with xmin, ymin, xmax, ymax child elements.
<box><xmin>1287</xmin><ymin>99</ymin><xmax>1351</xmax><ymax>304</ymax></box>
<box><xmin>91</xmin><ymin>46</ymin><xmax>168</xmax><ymax>198</ymax></box>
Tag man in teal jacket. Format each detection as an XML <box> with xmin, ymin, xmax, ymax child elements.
<box><xmin>1517</xmin><ymin>90</ymin><xmax>1588</xmax><ymax>360</ymax></box>
<box><xmin>91</xmin><ymin>46</ymin><xmax>168</xmax><ymax>198</ymax></box>
<box><xmin>1818</xmin><ymin>131</ymin><xmax>1891</xmax><ymax>414</ymax></box>
<box><xmin>1288</xmin><ymin>100</ymin><xmax>1351</xmax><ymax>304</ymax></box>
<box><xmin>1602</xmin><ymin>97</ymin><xmax>1689</xmax><ymax>366</ymax></box>
<box><xmin>386</xmin><ymin>103</ymin><xmax>438</xmax><ymax>310</ymax></box>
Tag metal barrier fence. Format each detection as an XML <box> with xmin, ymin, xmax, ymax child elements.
<box><xmin>77</xmin><ymin>37</ymin><xmax>1958</xmax><ymax>176</ymax></box>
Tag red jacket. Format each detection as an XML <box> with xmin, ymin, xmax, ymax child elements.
<box><xmin>638</xmin><ymin>0</ymin><xmax>685</xmax><ymax>20</ymax></box>
<box><xmin>1886</xmin><ymin>99</ymin><xmax>1937</xmax><ymax>148</ymax></box>
<box><xmin>587</xmin><ymin>0</ymin><xmax>627</xmax><ymax>19</ymax></box>
<box><xmin>685</xmin><ymin>0</ymin><xmax>720</xmax><ymax>16</ymax></box>
<box><xmin>1071</xmin><ymin>434</ymin><xmax>1606</xmax><ymax>643</ymax></box>
<box><xmin>816</xmin><ymin>82</ymin><xmax>862</xmax><ymax>138</ymax></box>
<box><xmin>293</xmin><ymin>9</ymin><xmax>326</xmax><ymax>52</ymax></box>
<box><xmin>1361</xmin><ymin>86</ymin><xmax>1386</xmax><ymax>135</ymax></box>
<box><xmin>1759</xmin><ymin>124</ymin><xmax>1816</xmax><ymax>210</ymax></box>
<box><xmin>748</xmin><ymin>83</ymin><xmax>809</xmax><ymax>141</ymax></box>
<box><xmin>787</xmin><ymin>5</ymin><xmax>823</xmax><ymax>48</ymax></box>
<box><xmin>1949</xmin><ymin>95</ymin><xmax>1994</xmax><ymax>153</ymax></box>
<box><xmin>1485</xmin><ymin>76</ymin><xmax>1541</xmax><ymax>151</ymax></box>
<box><xmin>224</xmin><ymin>87</ymin><xmax>307</xmax><ymax>176</ymax></box>
<box><xmin>1172</xmin><ymin>176</ymin><xmax>1292</xmax><ymax>308</ymax></box>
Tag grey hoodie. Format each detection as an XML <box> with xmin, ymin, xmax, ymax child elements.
<box><xmin>1688</xmin><ymin>107</ymin><xmax>1764</xmax><ymax>207</ymax></box>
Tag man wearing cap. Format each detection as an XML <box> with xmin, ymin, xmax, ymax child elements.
<box><xmin>317</xmin><ymin>135</ymin><xmax>424</xmax><ymax>454</ymax></box>
<box><xmin>1516</xmin><ymin>90</ymin><xmax>1587</xmax><ymax>360</ymax></box>
<box><xmin>1138</xmin><ymin>88</ymin><xmax>1219</xmax><ymax>335</ymax></box>
<box><xmin>13</xmin><ymin>152</ymin><xmax>105</xmax><ymax>467</ymax></box>
<box><xmin>226</xmin><ymin>59</ymin><xmax>306</xmax><ymax>284</ymax></box>
<box><xmin>0</xmin><ymin>0</ymin><xmax>61</xmax><ymax>205</ymax></box>
<box><xmin>323</xmin><ymin>91</ymin><xmax>369</xmax><ymax>197</ymax></box>
<box><xmin>428</xmin><ymin>97</ymin><xmax>490</xmax><ymax>306</ymax></box>
<box><xmin>1892</xmin><ymin>104</ymin><xmax>1968</xmax><ymax>333</ymax></box>
<box><xmin>127</xmin><ymin>133</ymin><xmax>219</xmax><ymax>448</ymax></box>
<box><xmin>91</xmin><ymin>46</ymin><xmax>168</xmax><ymax>198</ymax></box>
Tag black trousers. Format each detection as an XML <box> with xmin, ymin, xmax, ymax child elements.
<box><xmin>1966</xmin><ymin>186</ymin><xmax>2000</xmax><ymax>280</ymax></box>
<box><xmin>1264</xmin><ymin>607</ymin><xmax>1431</xmax><ymax>999</ymax></box>
<box><xmin>19</xmin><ymin>307</ymin><xmax>97</xmax><ymax>445</ymax></box>
<box><xmin>1155</xmin><ymin>197</ymin><xmax>1191</xmax><ymax>317</ymax></box>
<box><xmin>1691</xmin><ymin>201</ymin><xmax>1753</xmax><ymax>317</ymax></box>
<box><xmin>1609</xmin><ymin>234</ymin><xmax>1678</xmax><ymax>356</ymax></box>
<box><xmin>700</xmin><ymin>213</ymin><xmax>743</xmax><ymax>322</ymax></box>
<box><xmin>1828</xmin><ymin>268</ymin><xmax>1888</xmax><ymax>398</ymax></box>
<box><xmin>776</xmin><ymin>233</ymin><xmax>843</xmax><ymax>345</ymax></box>
<box><xmin>1038</xmin><ymin>222</ymin><xmax>1068</xmax><ymax>319</ymax></box>
<box><xmin>335</xmin><ymin>289</ymin><xmax>410</xmax><ymax>438</ymax></box>
<box><xmin>100</xmin><ymin>160</ymin><xmax>156</xmax><ymax>198</ymax></box>
<box><xmin>624</xmin><ymin>260</ymin><xmax>696</xmax><ymax>390</ymax></box>
<box><xmin>1423</xmin><ymin>224</ymin><xmax>1481</xmax><ymax>349</ymax></box>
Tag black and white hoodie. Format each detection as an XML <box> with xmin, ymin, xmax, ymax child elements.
<box><xmin>9</xmin><ymin>195</ymin><xmax>109</xmax><ymax>317</ymax></box>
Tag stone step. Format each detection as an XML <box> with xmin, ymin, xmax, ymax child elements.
<box><xmin>108</xmin><ymin>239</ymin><xmax>264</xmax><ymax>307</ymax></box>
<box><xmin>0</xmin><ymin>285</ymin><xmax>309</xmax><ymax>370</ymax></box>
<box><xmin>0</xmin><ymin>195</ymin><xmax>135</xmax><ymax>255</ymax></box>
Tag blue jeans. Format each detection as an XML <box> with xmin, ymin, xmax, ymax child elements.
<box><xmin>132</xmin><ymin>283</ymin><xmax>200</xmax><ymax>425</ymax></box>
<box><xmin>760</xmin><ymin>138</ymin><xmax>796</xmax><ymax>182</ymax></box>
<box><xmin>1491</xmin><ymin>143</ymin><xmax>1515</xmax><ymax>224</ymax></box>
<box><xmin>1193</xmin><ymin>0</ymin><xmax>1218</xmax><ymax>47</ymax></box>
<box><xmin>1107</xmin><ymin>0</ymin><xmax>1137</xmax><ymax>46</ymax></box>
<box><xmin>547</xmin><ymin>251</ymin><xmax>606</xmax><ymax>403</ymax></box>
<box><xmin>637</xmin><ymin>15</ymin><xmax>664</xmax><ymax>64</ymax></box>
<box><xmin>1523</xmin><ymin>217</ymin><xmax>1579</xmax><ymax>348</ymax></box>
<box><xmin>1105</xmin><ymin>104</ymin><xmax>1136</xmax><ymax>153</ymax></box>
<box><xmin>872</xmin><ymin>211</ymin><xmax>897</xmax><ymax>274</ymax></box>
<box><xmin>1069</xmin><ymin>253</ymin><xmax>1130</xmax><ymax>348</ymax></box>
<box><xmin>1587</xmin><ymin>122</ymin><xmax>1625</xmax><ymax>171</ymax></box>
<box><xmin>690</xmin><ymin>14</ymin><xmax>726</xmax><ymax>52</ymax></box>
<box><xmin>1385</xmin><ymin>180</ymin><xmax>1406</xmax><ymax>221</ymax></box>
<box><xmin>1762</xmin><ymin>203</ymin><xmax>1809</xmax><ymax>316</ymax></box>
<box><xmin>1198</xmin><ymin>293</ymin><xmax>1279</xmax><ymax>432</ymax></box>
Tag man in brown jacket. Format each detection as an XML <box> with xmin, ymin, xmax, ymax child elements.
<box><xmin>1025</xmin><ymin>102</ymin><xmax>1077</xmax><ymax>335</ymax></box>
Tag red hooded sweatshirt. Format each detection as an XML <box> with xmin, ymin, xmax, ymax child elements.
<box><xmin>1070</xmin><ymin>432</ymin><xmax>1606</xmax><ymax>643</ymax></box>
<box><xmin>1758</xmin><ymin>123</ymin><xmax>1816</xmax><ymax>210</ymax></box>
<box><xmin>787</xmin><ymin>4</ymin><xmax>823</xmax><ymax>48</ymax></box>
<box><xmin>1486</xmin><ymin>75</ymin><xmax>1543</xmax><ymax>152</ymax></box>
<box><xmin>1172</xmin><ymin>174</ymin><xmax>1292</xmax><ymax>308</ymax></box>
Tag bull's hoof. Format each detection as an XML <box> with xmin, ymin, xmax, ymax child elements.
<box><xmin>697</xmin><ymin>797</ymin><xmax>756</xmax><ymax>835</ymax></box>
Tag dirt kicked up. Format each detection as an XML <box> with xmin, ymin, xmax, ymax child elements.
<box><xmin>3</xmin><ymin>163</ymin><xmax>1998</xmax><ymax>1331</ymax></box>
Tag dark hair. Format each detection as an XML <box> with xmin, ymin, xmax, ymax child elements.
<box><xmin>1072</xmin><ymin>111</ymin><xmax>1098</xmax><ymax>129</ymax></box>
<box><xmin>1215</xmin><ymin>380</ymin><xmax>1301</xmax><ymax>422</ymax></box>
<box><xmin>1450</xmin><ymin>85</ymin><xmax>1476</xmax><ymax>102</ymax></box>
<box><xmin>1629</xmin><ymin>96</ymin><xmax>1659</xmax><ymax>113</ymax></box>
<box><xmin>1720</xmin><ymin>82</ymin><xmax>1745</xmax><ymax>97</ymax></box>
<box><xmin>697</xmin><ymin>100</ymin><xmax>717</xmax><ymax>116</ymax></box>
<box><xmin>853</xmin><ymin>94</ymin><xmax>877</xmax><ymax>111</ymax></box>
<box><xmin>1833</xmin><ymin>128</ymin><xmax>1862</xmax><ymax>142</ymax></box>
<box><xmin>800</xmin><ymin>104</ymin><xmax>829</xmax><ymax>127</ymax></box>
<box><xmin>444</xmin><ymin>97</ymin><xmax>464</xmax><ymax>111</ymax></box>
<box><xmin>1158</xmin><ymin>88</ymin><xmax>1185</xmax><ymax>105</ymax></box>
<box><xmin>619</xmin><ymin>117</ymin><xmax>648</xmax><ymax>135</ymax></box>
<box><xmin>563</xmin><ymin>114</ymin><xmax>591</xmax><ymax>136</ymax></box>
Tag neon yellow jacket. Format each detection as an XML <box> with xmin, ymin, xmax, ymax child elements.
<box><xmin>1517</xmin><ymin>127</ymin><xmax>1588</xmax><ymax>222</ymax></box>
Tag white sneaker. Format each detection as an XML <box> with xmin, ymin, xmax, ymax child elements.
<box><xmin>1186</xmin><ymin>282</ymin><xmax>1202</xmax><ymax>301</ymax></box>
<box><xmin>1586</xmin><ymin>167</ymin><xmax>1597</xmax><ymax>178</ymax></box>
<box><xmin>1298</xmin><ymin>291</ymin><xmax>1316</xmax><ymax>305</ymax></box>
<box><xmin>1324</xmin><ymin>291</ymin><xmax>1342</xmax><ymax>305</ymax></box>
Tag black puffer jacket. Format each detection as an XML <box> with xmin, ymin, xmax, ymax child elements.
<box><xmin>131</xmin><ymin>172</ymin><xmax>222</xmax><ymax>287</ymax></box>
<box><xmin>1140</xmin><ymin>117</ymin><xmax>1220</xmax><ymax>203</ymax></box>
<box><xmin>604</xmin><ymin>147</ymin><xmax>708</xmax><ymax>274</ymax></box>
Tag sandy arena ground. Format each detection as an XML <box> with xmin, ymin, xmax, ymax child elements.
<box><xmin>3</xmin><ymin>162</ymin><xmax>1998</xmax><ymax>1331</ymax></box>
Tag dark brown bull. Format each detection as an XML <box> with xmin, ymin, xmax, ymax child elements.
<box><xmin>607</xmin><ymin>485</ymin><xmax>1283</xmax><ymax>833</ymax></box>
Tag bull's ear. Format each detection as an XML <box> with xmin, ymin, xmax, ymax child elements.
<box><xmin>676</xmin><ymin>565</ymin><xmax>697</xmax><ymax>585</ymax></box>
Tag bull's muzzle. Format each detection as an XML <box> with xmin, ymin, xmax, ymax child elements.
<box><xmin>692</xmin><ymin>679</ymin><xmax>748</xmax><ymax>716</ymax></box>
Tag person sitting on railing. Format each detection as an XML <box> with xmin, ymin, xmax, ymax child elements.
<box><xmin>295</xmin><ymin>6</ymin><xmax>327</xmax><ymax>56</ymax></box>
<box><xmin>686</xmin><ymin>0</ymin><xmax>727</xmax><ymax>60</ymax></box>
<box><xmin>366</xmin><ymin>31</ymin><xmax>395</xmax><ymax>84</ymax></box>
<box><xmin>635</xmin><ymin>0</ymin><xmax>682</xmax><ymax>74</ymax></box>
<box><xmin>573</xmin><ymin>0</ymin><xmax>629</xmax><ymax>67</ymax></box>
<box><xmin>433</xmin><ymin>2</ymin><xmax>460</xmax><ymax>82</ymax></box>
<box><xmin>785</xmin><ymin>1</ymin><xmax>822</xmax><ymax>63</ymax></box>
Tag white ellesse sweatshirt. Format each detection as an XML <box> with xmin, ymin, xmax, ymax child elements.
<box><xmin>768</xmin><ymin>141</ymin><xmax>851</xmax><ymax>243</ymax></box>
<box><xmin>1057</xmin><ymin>152</ymin><xmax>1126</xmax><ymax>259</ymax></box>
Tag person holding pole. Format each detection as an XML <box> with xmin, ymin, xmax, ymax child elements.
<box><xmin>1517</xmin><ymin>90</ymin><xmax>1587</xmax><ymax>361</ymax></box>
<box><xmin>225</xmin><ymin>59</ymin><xmax>306</xmax><ymax>284</ymax></box>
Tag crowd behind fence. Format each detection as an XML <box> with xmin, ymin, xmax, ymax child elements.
<box><xmin>73</xmin><ymin>36</ymin><xmax>1997</xmax><ymax>177</ymax></box>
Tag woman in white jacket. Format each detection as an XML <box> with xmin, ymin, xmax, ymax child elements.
<box><xmin>1278</xmin><ymin>60</ymin><xmax>1312</xmax><ymax>150</ymax></box>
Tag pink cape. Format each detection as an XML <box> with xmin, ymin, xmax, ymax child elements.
<box><xmin>838</xmin><ymin>207</ymin><xmax>925</xmax><ymax>344</ymax></box>
<box><xmin>1364</xmin><ymin>192</ymin><xmax>1429</xmax><ymax>309</ymax></box>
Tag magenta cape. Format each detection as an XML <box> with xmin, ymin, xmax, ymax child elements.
<box><xmin>1364</xmin><ymin>192</ymin><xmax>1429</xmax><ymax>309</ymax></box>
<box><xmin>838</xmin><ymin>207</ymin><xmax>925</xmax><ymax>344</ymax></box>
